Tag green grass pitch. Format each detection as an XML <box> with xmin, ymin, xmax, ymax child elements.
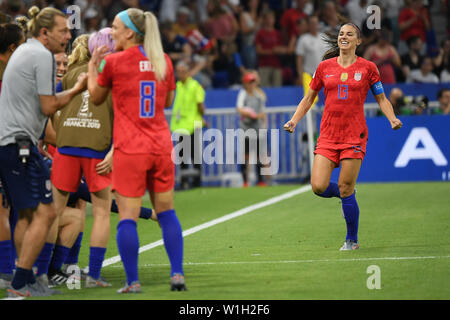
<box><xmin>2</xmin><ymin>182</ymin><xmax>449</xmax><ymax>300</ymax></box>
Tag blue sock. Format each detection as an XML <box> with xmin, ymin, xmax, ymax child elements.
<box><xmin>65</xmin><ymin>232</ymin><xmax>83</xmax><ymax>265</ymax></box>
<box><xmin>117</xmin><ymin>219</ymin><xmax>139</xmax><ymax>285</ymax></box>
<box><xmin>110</xmin><ymin>200</ymin><xmax>152</xmax><ymax>220</ymax></box>
<box><xmin>88</xmin><ymin>247</ymin><xmax>106</xmax><ymax>280</ymax></box>
<box><xmin>27</xmin><ymin>269</ymin><xmax>36</xmax><ymax>284</ymax></box>
<box><xmin>157</xmin><ymin>209</ymin><xmax>184</xmax><ymax>276</ymax></box>
<box><xmin>139</xmin><ymin>207</ymin><xmax>152</xmax><ymax>220</ymax></box>
<box><xmin>0</xmin><ymin>240</ymin><xmax>13</xmax><ymax>274</ymax></box>
<box><xmin>11</xmin><ymin>267</ymin><xmax>30</xmax><ymax>290</ymax></box>
<box><xmin>49</xmin><ymin>245</ymin><xmax>71</xmax><ymax>272</ymax></box>
<box><xmin>316</xmin><ymin>182</ymin><xmax>341</xmax><ymax>198</ymax></box>
<box><xmin>341</xmin><ymin>193</ymin><xmax>360</xmax><ymax>242</ymax></box>
<box><xmin>35</xmin><ymin>242</ymin><xmax>54</xmax><ymax>276</ymax></box>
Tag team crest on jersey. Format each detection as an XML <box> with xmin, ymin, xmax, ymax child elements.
<box><xmin>354</xmin><ymin>72</ymin><xmax>362</xmax><ymax>81</ymax></box>
<box><xmin>340</xmin><ymin>72</ymin><xmax>348</xmax><ymax>82</ymax></box>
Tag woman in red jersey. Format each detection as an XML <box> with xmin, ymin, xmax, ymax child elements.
<box><xmin>87</xmin><ymin>8</ymin><xmax>186</xmax><ymax>293</ymax></box>
<box><xmin>284</xmin><ymin>23</ymin><xmax>402</xmax><ymax>251</ymax></box>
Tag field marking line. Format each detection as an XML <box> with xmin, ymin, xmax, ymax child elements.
<box><xmin>107</xmin><ymin>255</ymin><xmax>450</xmax><ymax>268</ymax></box>
<box><xmin>102</xmin><ymin>184</ymin><xmax>312</xmax><ymax>267</ymax></box>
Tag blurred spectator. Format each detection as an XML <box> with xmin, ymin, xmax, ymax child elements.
<box><xmin>389</xmin><ymin>87</ymin><xmax>406</xmax><ymax>115</ymax></box>
<box><xmin>212</xmin><ymin>40</ymin><xmax>245</xmax><ymax>88</ymax></box>
<box><xmin>386</xmin><ymin>87</ymin><xmax>429</xmax><ymax>115</ymax></box>
<box><xmin>287</xmin><ymin>15</ymin><xmax>308</xmax><ymax>54</ymax></box>
<box><xmin>172</xmin><ymin>6</ymin><xmax>198</xmax><ymax>37</ymax></box>
<box><xmin>295</xmin><ymin>15</ymin><xmax>328</xmax><ymax>91</ymax></box>
<box><xmin>139</xmin><ymin>0</ymin><xmax>163</xmax><ymax>12</ymax></box>
<box><xmin>236</xmin><ymin>70</ymin><xmax>267</xmax><ymax>187</ymax></box>
<box><xmin>434</xmin><ymin>88</ymin><xmax>450</xmax><ymax>114</ymax></box>
<box><xmin>345</xmin><ymin>0</ymin><xmax>369</xmax><ymax>30</ymax></box>
<box><xmin>378</xmin><ymin>0</ymin><xmax>403</xmax><ymax>46</ymax></box>
<box><xmin>280</xmin><ymin>0</ymin><xmax>307</xmax><ymax>42</ymax></box>
<box><xmin>238</xmin><ymin>0</ymin><xmax>262</xmax><ymax>69</ymax></box>
<box><xmin>170</xmin><ymin>60</ymin><xmax>205</xmax><ymax>189</ymax></box>
<box><xmin>441</xmin><ymin>65</ymin><xmax>450</xmax><ymax>82</ymax></box>
<box><xmin>407</xmin><ymin>56</ymin><xmax>439</xmax><ymax>83</ymax></box>
<box><xmin>0</xmin><ymin>11</ymin><xmax>12</xmax><ymax>24</ymax></box>
<box><xmin>398</xmin><ymin>0</ymin><xmax>430</xmax><ymax>54</ymax></box>
<box><xmin>433</xmin><ymin>38</ymin><xmax>450</xmax><ymax>81</ymax></box>
<box><xmin>363</xmin><ymin>29</ymin><xmax>401</xmax><ymax>84</ymax></box>
<box><xmin>360</xmin><ymin>1</ymin><xmax>393</xmax><ymax>55</ymax></box>
<box><xmin>161</xmin><ymin>22</ymin><xmax>192</xmax><ymax>66</ymax></box>
<box><xmin>1</xmin><ymin>0</ymin><xmax>25</xmax><ymax>19</ymax></box>
<box><xmin>204</xmin><ymin>0</ymin><xmax>239</xmax><ymax>43</ymax></box>
<box><xmin>318</xmin><ymin>0</ymin><xmax>341</xmax><ymax>34</ymax></box>
<box><xmin>255</xmin><ymin>10</ymin><xmax>287</xmax><ymax>87</ymax></box>
<box><xmin>159</xmin><ymin>0</ymin><xmax>181</xmax><ymax>22</ymax></box>
<box><xmin>400</xmin><ymin>35</ymin><xmax>425</xmax><ymax>82</ymax></box>
<box><xmin>185</xmin><ymin>29</ymin><xmax>215</xmax><ymax>88</ymax></box>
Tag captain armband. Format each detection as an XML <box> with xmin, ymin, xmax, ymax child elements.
<box><xmin>371</xmin><ymin>81</ymin><xmax>384</xmax><ymax>96</ymax></box>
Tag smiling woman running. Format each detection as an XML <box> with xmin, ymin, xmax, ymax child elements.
<box><xmin>284</xmin><ymin>23</ymin><xmax>402</xmax><ymax>251</ymax></box>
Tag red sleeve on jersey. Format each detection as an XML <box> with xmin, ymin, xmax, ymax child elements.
<box><xmin>309</xmin><ymin>62</ymin><xmax>324</xmax><ymax>91</ymax></box>
<box><xmin>368</xmin><ymin>61</ymin><xmax>381</xmax><ymax>86</ymax></box>
<box><xmin>97</xmin><ymin>54</ymin><xmax>114</xmax><ymax>88</ymax></box>
<box><xmin>165</xmin><ymin>55</ymin><xmax>176</xmax><ymax>91</ymax></box>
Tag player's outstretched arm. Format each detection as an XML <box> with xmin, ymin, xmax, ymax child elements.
<box><xmin>374</xmin><ymin>92</ymin><xmax>403</xmax><ymax>130</ymax></box>
<box><xmin>283</xmin><ymin>88</ymin><xmax>318</xmax><ymax>133</ymax></box>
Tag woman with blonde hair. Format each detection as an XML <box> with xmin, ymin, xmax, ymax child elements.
<box><xmin>87</xmin><ymin>8</ymin><xmax>186</xmax><ymax>293</ymax></box>
<box><xmin>49</xmin><ymin>29</ymin><xmax>115</xmax><ymax>288</ymax></box>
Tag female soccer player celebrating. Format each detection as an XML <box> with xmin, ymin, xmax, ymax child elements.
<box><xmin>284</xmin><ymin>23</ymin><xmax>402</xmax><ymax>250</ymax></box>
<box><xmin>87</xmin><ymin>8</ymin><xmax>185</xmax><ymax>292</ymax></box>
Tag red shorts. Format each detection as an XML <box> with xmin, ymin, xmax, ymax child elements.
<box><xmin>112</xmin><ymin>149</ymin><xmax>175</xmax><ymax>197</ymax></box>
<box><xmin>314</xmin><ymin>141</ymin><xmax>366</xmax><ymax>167</ymax></box>
<box><xmin>51</xmin><ymin>149</ymin><xmax>112</xmax><ymax>193</ymax></box>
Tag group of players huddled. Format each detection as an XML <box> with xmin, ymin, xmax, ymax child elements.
<box><xmin>0</xmin><ymin>5</ymin><xmax>185</xmax><ymax>298</ymax></box>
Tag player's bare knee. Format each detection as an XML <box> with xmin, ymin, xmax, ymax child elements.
<box><xmin>311</xmin><ymin>181</ymin><xmax>327</xmax><ymax>196</ymax></box>
<box><xmin>338</xmin><ymin>182</ymin><xmax>354</xmax><ymax>198</ymax></box>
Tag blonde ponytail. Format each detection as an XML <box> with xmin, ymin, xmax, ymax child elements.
<box><xmin>27</xmin><ymin>5</ymin><xmax>65</xmax><ymax>38</ymax></box>
<box><xmin>143</xmin><ymin>12</ymin><xmax>166</xmax><ymax>81</ymax></box>
<box><xmin>128</xmin><ymin>8</ymin><xmax>167</xmax><ymax>81</ymax></box>
<box><xmin>68</xmin><ymin>34</ymin><xmax>90</xmax><ymax>68</ymax></box>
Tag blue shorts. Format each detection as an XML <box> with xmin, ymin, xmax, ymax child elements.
<box><xmin>0</xmin><ymin>144</ymin><xmax>53</xmax><ymax>211</ymax></box>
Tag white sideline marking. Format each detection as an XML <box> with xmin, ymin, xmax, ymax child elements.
<box><xmin>108</xmin><ymin>255</ymin><xmax>450</xmax><ymax>268</ymax></box>
<box><xmin>102</xmin><ymin>185</ymin><xmax>312</xmax><ymax>267</ymax></box>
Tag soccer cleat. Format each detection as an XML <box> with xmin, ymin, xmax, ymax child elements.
<box><xmin>6</xmin><ymin>285</ymin><xmax>32</xmax><ymax>298</ymax></box>
<box><xmin>6</xmin><ymin>282</ymin><xmax>55</xmax><ymax>298</ymax></box>
<box><xmin>33</xmin><ymin>276</ymin><xmax>62</xmax><ymax>295</ymax></box>
<box><xmin>0</xmin><ymin>273</ymin><xmax>13</xmax><ymax>289</ymax></box>
<box><xmin>117</xmin><ymin>281</ymin><xmax>142</xmax><ymax>294</ymax></box>
<box><xmin>85</xmin><ymin>275</ymin><xmax>112</xmax><ymax>288</ymax></box>
<box><xmin>48</xmin><ymin>269</ymin><xmax>69</xmax><ymax>286</ymax></box>
<box><xmin>170</xmin><ymin>273</ymin><xmax>187</xmax><ymax>291</ymax></box>
<box><xmin>257</xmin><ymin>181</ymin><xmax>267</xmax><ymax>187</ymax></box>
<box><xmin>339</xmin><ymin>240</ymin><xmax>360</xmax><ymax>251</ymax></box>
<box><xmin>62</xmin><ymin>264</ymin><xmax>89</xmax><ymax>281</ymax></box>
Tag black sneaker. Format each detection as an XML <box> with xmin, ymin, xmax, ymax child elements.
<box><xmin>48</xmin><ymin>269</ymin><xmax>69</xmax><ymax>286</ymax></box>
<box><xmin>170</xmin><ymin>273</ymin><xmax>187</xmax><ymax>291</ymax></box>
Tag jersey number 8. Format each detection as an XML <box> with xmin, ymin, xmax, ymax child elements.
<box><xmin>140</xmin><ymin>81</ymin><xmax>155</xmax><ymax>118</ymax></box>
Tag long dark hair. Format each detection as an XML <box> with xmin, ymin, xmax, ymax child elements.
<box><xmin>322</xmin><ymin>21</ymin><xmax>361</xmax><ymax>61</ymax></box>
<box><xmin>0</xmin><ymin>23</ymin><xmax>23</xmax><ymax>54</ymax></box>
